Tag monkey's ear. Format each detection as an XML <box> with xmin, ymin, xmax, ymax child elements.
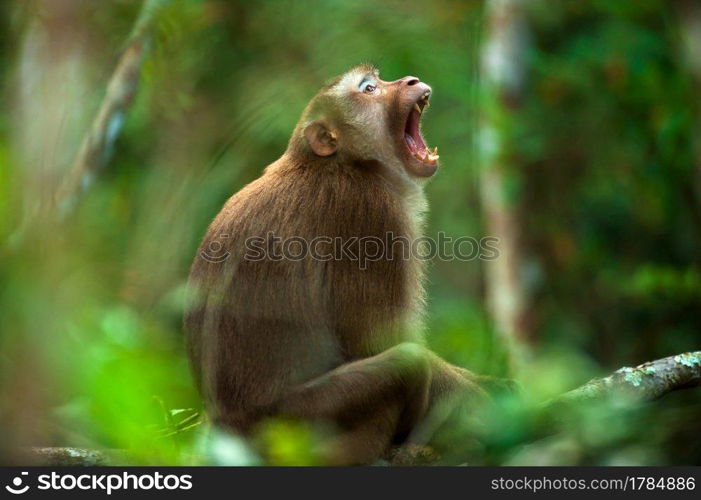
<box><xmin>304</xmin><ymin>121</ymin><xmax>338</xmax><ymax>156</ymax></box>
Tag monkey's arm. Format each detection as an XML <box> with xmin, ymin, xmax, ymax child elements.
<box><xmin>448</xmin><ymin>364</ymin><xmax>521</xmax><ymax>397</ymax></box>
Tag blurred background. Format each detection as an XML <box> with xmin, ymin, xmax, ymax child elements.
<box><xmin>0</xmin><ymin>0</ymin><xmax>699</xmax><ymax>465</ymax></box>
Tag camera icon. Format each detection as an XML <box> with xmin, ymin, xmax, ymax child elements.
<box><xmin>5</xmin><ymin>472</ymin><xmax>29</xmax><ymax>495</ymax></box>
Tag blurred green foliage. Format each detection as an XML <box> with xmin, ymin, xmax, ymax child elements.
<box><xmin>0</xmin><ymin>0</ymin><xmax>699</xmax><ymax>465</ymax></box>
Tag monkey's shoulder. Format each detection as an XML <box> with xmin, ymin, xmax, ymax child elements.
<box><xmin>212</xmin><ymin>164</ymin><xmax>415</xmax><ymax>240</ymax></box>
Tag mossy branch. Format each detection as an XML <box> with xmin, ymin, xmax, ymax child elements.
<box><xmin>549</xmin><ymin>350</ymin><xmax>701</xmax><ymax>409</ymax></box>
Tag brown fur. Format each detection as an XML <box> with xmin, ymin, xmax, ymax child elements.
<box><xmin>185</xmin><ymin>66</ymin><xmax>491</xmax><ymax>464</ymax></box>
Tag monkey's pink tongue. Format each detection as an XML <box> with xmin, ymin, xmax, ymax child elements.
<box><xmin>405</xmin><ymin>133</ymin><xmax>418</xmax><ymax>152</ymax></box>
<box><xmin>404</xmin><ymin>107</ymin><xmax>425</xmax><ymax>151</ymax></box>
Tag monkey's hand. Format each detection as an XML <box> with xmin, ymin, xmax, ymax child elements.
<box><xmin>474</xmin><ymin>375</ymin><xmax>522</xmax><ymax>398</ymax></box>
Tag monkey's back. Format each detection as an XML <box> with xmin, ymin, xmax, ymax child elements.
<box><xmin>184</xmin><ymin>157</ymin><xmax>426</xmax><ymax>431</ymax></box>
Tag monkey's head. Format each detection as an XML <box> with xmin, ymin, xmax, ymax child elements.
<box><xmin>291</xmin><ymin>65</ymin><xmax>439</xmax><ymax>179</ymax></box>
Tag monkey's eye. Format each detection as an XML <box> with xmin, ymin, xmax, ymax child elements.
<box><xmin>359</xmin><ymin>80</ymin><xmax>377</xmax><ymax>94</ymax></box>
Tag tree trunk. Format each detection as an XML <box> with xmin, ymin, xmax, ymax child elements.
<box><xmin>478</xmin><ymin>0</ymin><xmax>533</xmax><ymax>369</ymax></box>
<box><xmin>675</xmin><ymin>0</ymin><xmax>701</xmax><ymax>216</ymax></box>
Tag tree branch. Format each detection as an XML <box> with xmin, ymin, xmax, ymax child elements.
<box><xmin>392</xmin><ymin>351</ymin><xmax>701</xmax><ymax>465</ymax></box>
<box><xmin>23</xmin><ymin>351</ymin><xmax>701</xmax><ymax>466</ymax></box>
<box><xmin>53</xmin><ymin>0</ymin><xmax>169</xmax><ymax>216</ymax></box>
<box><xmin>27</xmin><ymin>447</ymin><xmax>110</xmax><ymax>466</ymax></box>
<box><xmin>549</xmin><ymin>351</ymin><xmax>701</xmax><ymax>409</ymax></box>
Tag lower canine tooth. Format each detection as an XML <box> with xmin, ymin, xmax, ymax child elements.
<box><xmin>414</xmin><ymin>103</ymin><xmax>421</xmax><ymax>113</ymax></box>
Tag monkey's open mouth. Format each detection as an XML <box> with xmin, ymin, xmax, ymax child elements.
<box><xmin>404</xmin><ymin>91</ymin><xmax>439</xmax><ymax>167</ymax></box>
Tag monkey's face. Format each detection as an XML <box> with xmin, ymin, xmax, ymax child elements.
<box><xmin>302</xmin><ymin>65</ymin><xmax>439</xmax><ymax>179</ymax></box>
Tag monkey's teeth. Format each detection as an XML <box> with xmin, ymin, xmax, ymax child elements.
<box><xmin>412</xmin><ymin>147</ymin><xmax>439</xmax><ymax>164</ymax></box>
<box><xmin>414</xmin><ymin>103</ymin><xmax>422</xmax><ymax>113</ymax></box>
<box><xmin>423</xmin><ymin>146</ymin><xmax>439</xmax><ymax>164</ymax></box>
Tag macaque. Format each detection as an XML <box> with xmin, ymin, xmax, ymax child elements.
<box><xmin>185</xmin><ymin>65</ymin><xmax>497</xmax><ymax>464</ymax></box>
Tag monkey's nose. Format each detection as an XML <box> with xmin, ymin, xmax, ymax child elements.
<box><xmin>403</xmin><ymin>76</ymin><xmax>420</xmax><ymax>86</ymax></box>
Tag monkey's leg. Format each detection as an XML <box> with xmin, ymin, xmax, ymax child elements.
<box><xmin>322</xmin><ymin>400</ymin><xmax>407</xmax><ymax>465</ymax></box>
<box><xmin>276</xmin><ymin>342</ymin><xmax>434</xmax><ymax>464</ymax></box>
<box><xmin>322</xmin><ymin>356</ymin><xmax>492</xmax><ymax>464</ymax></box>
<box><xmin>409</xmin><ymin>359</ymin><xmax>521</xmax><ymax>460</ymax></box>
<box><xmin>278</xmin><ymin>342</ymin><xmax>431</xmax><ymax>422</ymax></box>
<box><xmin>277</xmin><ymin>343</ymin><xmax>493</xmax><ymax>464</ymax></box>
